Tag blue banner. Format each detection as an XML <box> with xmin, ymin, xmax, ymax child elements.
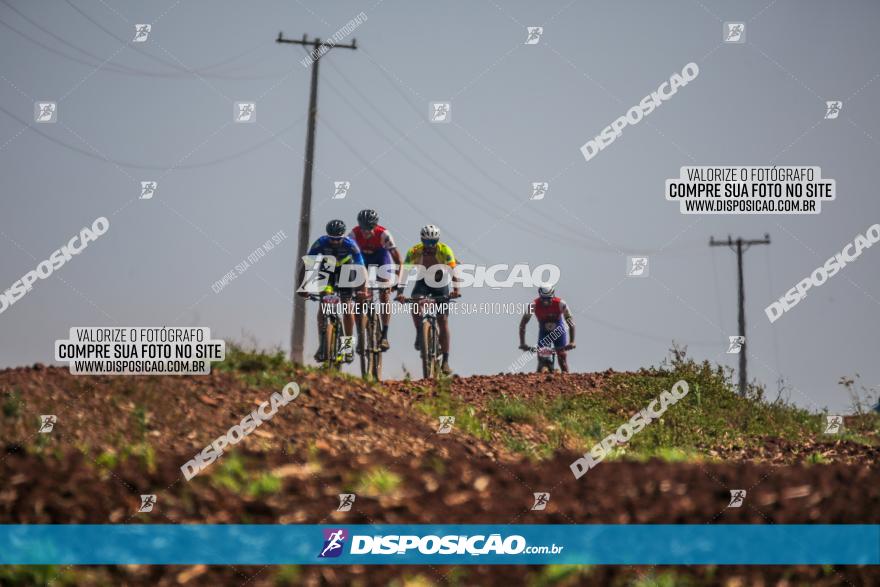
<box><xmin>0</xmin><ymin>525</ymin><xmax>877</xmax><ymax>565</ymax></box>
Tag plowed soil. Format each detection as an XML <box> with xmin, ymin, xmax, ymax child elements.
<box><xmin>1</xmin><ymin>365</ymin><xmax>878</xmax><ymax>586</ymax></box>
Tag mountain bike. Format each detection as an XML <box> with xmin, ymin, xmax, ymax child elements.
<box><xmin>528</xmin><ymin>346</ymin><xmax>558</xmax><ymax>373</ymax></box>
<box><xmin>406</xmin><ymin>295</ymin><xmax>451</xmax><ymax>380</ymax></box>
<box><xmin>308</xmin><ymin>290</ymin><xmax>353</xmax><ymax>370</ymax></box>
<box><xmin>358</xmin><ymin>287</ymin><xmax>384</xmax><ymax>381</ymax></box>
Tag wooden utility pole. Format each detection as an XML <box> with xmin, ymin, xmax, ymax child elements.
<box><xmin>709</xmin><ymin>234</ymin><xmax>771</xmax><ymax>396</ymax></box>
<box><xmin>276</xmin><ymin>32</ymin><xmax>357</xmax><ymax>364</ymax></box>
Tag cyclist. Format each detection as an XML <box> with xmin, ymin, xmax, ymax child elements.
<box><xmin>297</xmin><ymin>219</ymin><xmax>367</xmax><ymax>363</ymax></box>
<box><xmin>349</xmin><ymin>209</ymin><xmax>404</xmax><ymax>351</ymax></box>
<box><xmin>518</xmin><ymin>285</ymin><xmax>576</xmax><ymax>373</ymax></box>
<box><xmin>396</xmin><ymin>224</ymin><xmax>460</xmax><ymax>374</ymax></box>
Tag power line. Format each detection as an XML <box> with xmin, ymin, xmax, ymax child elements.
<box><xmin>0</xmin><ymin>5</ymin><xmax>282</xmax><ymax>80</ymax></box>
<box><xmin>321</xmin><ymin>63</ymin><xmax>634</xmax><ymax>254</ymax></box>
<box><xmin>0</xmin><ymin>104</ymin><xmax>303</xmax><ymax>170</ymax></box>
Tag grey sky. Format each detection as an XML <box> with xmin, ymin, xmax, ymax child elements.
<box><xmin>1</xmin><ymin>0</ymin><xmax>878</xmax><ymax>413</ymax></box>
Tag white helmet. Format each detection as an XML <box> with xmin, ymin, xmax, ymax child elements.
<box><xmin>420</xmin><ymin>224</ymin><xmax>441</xmax><ymax>240</ymax></box>
<box><xmin>538</xmin><ymin>284</ymin><xmax>555</xmax><ymax>298</ymax></box>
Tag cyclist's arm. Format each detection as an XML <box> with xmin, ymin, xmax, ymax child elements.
<box><xmin>562</xmin><ymin>303</ymin><xmax>575</xmax><ymax>344</ymax></box>
<box><xmin>382</xmin><ymin>230</ymin><xmax>405</xmax><ymax>290</ymax></box>
<box><xmin>298</xmin><ymin>240</ymin><xmax>323</xmax><ymax>296</ymax></box>
<box><xmin>389</xmin><ymin>247</ymin><xmax>405</xmax><ymax>291</ymax></box>
<box><xmin>345</xmin><ymin>239</ymin><xmax>368</xmax><ymax>294</ymax></box>
<box><xmin>442</xmin><ymin>244</ymin><xmax>461</xmax><ymax>295</ymax></box>
<box><xmin>519</xmin><ymin>303</ymin><xmax>534</xmax><ymax>347</ymax></box>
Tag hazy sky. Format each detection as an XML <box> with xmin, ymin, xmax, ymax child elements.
<box><xmin>1</xmin><ymin>0</ymin><xmax>878</xmax><ymax>412</ymax></box>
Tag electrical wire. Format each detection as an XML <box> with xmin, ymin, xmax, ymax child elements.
<box><xmin>0</xmin><ymin>103</ymin><xmax>303</xmax><ymax>170</ymax></box>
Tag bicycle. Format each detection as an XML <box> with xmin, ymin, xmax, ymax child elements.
<box><xmin>404</xmin><ymin>295</ymin><xmax>452</xmax><ymax>379</ymax></box>
<box><xmin>308</xmin><ymin>289</ymin><xmax>354</xmax><ymax>370</ymax></box>
<box><xmin>527</xmin><ymin>346</ymin><xmax>558</xmax><ymax>373</ymax></box>
<box><xmin>358</xmin><ymin>287</ymin><xmax>384</xmax><ymax>381</ymax></box>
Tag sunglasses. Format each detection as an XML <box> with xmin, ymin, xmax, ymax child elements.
<box><xmin>328</xmin><ymin>236</ymin><xmax>344</xmax><ymax>242</ymax></box>
<box><xmin>421</xmin><ymin>238</ymin><xmax>439</xmax><ymax>246</ymax></box>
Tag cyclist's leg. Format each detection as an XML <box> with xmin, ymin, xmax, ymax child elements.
<box><xmin>410</xmin><ymin>280</ymin><xmax>429</xmax><ymax>350</ymax></box>
<box><xmin>314</xmin><ymin>306</ymin><xmax>326</xmax><ymax>361</ymax></box>
<box><xmin>431</xmin><ymin>284</ymin><xmax>452</xmax><ymax>370</ymax></box>
<box><xmin>336</xmin><ymin>288</ymin><xmax>356</xmax><ymax>363</ymax></box>
<box><xmin>550</xmin><ymin>323</ymin><xmax>569</xmax><ymax>372</ymax></box>
<box><xmin>372</xmin><ymin>254</ymin><xmax>394</xmax><ymax>349</ymax></box>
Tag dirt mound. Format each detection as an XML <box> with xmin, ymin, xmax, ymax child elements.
<box><xmin>0</xmin><ymin>365</ymin><xmax>505</xmax><ymax>463</ymax></box>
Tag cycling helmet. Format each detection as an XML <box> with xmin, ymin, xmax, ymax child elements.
<box><xmin>357</xmin><ymin>209</ymin><xmax>379</xmax><ymax>230</ymax></box>
<box><xmin>538</xmin><ymin>285</ymin><xmax>555</xmax><ymax>299</ymax></box>
<box><xmin>326</xmin><ymin>219</ymin><xmax>346</xmax><ymax>237</ymax></box>
<box><xmin>420</xmin><ymin>224</ymin><xmax>441</xmax><ymax>241</ymax></box>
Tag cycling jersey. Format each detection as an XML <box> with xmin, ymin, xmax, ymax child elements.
<box><xmin>404</xmin><ymin>242</ymin><xmax>457</xmax><ymax>268</ymax></box>
<box><xmin>307</xmin><ymin>235</ymin><xmax>364</xmax><ymax>266</ymax></box>
<box><xmin>305</xmin><ymin>236</ymin><xmax>364</xmax><ymax>297</ymax></box>
<box><xmin>526</xmin><ymin>297</ymin><xmax>569</xmax><ymax>349</ymax></box>
<box><xmin>350</xmin><ymin>225</ymin><xmax>396</xmax><ymax>266</ymax></box>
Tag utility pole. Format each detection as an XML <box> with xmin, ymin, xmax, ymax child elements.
<box><xmin>709</xmin><ymin>234</ymin><xmax>771</xmax><ymax>396</ymax></box>
<box><xmin>277</xmin><ymin>32</ymin><xmax>357</xmax><ymax>364</ymax></box>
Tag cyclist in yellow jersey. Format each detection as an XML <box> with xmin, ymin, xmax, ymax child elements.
<box><xmin>396</xmin><ymin>224</ymin><xmax>460</xmax><ymax>374</ymax></box>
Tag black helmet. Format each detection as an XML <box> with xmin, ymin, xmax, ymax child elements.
<box><xmin>357</xmin><ymin>209</ymin><xmax>379</xmax><ymax>229</ymax></box>
<box><xmin>326</xmin><ymin>219</ymin><xmax>346</xmax><ymax>237</ymax></box>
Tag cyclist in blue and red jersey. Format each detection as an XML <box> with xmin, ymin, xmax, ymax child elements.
<box><xmin>349</xmin><ymin>209</ymin><xmax>404</xmax><ymax>351</ymax></box>
<box><xmin>297</xmin><ymin>219</ymin><xmax>367</xmax><ymax>363</ymax></box>
<box><xmin>518</xmin><ymin>285</ymin><xmax>576</xmax><ymax>372</ymax></box>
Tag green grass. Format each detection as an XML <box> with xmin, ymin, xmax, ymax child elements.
<box><xmin>414</xmin><ymin>377</ymin><xmax>491</xmax><ymax>441</ymax></box>
<box><xmin>463</xmin><ymin>348</ymin><xmax>875</xmax><ymax>462</ymax></box>
<box><xmin>0</xmin><ymin>565</ymin><xmax>76</xmax><ymax>586</ymax></box>
<box><xmin>352</xmin><ymin>466</ymin><xmax>402</xmax><ymax>496</ymax></box>
<box><xmin>210</xmin><ymin>452</ymin><xmax>283</xmax><ymax>498</ymax></box>
<box><xmin>2</xmin><ymin>389</ymin><xmax>22</xmax><ymax>418</ymax></box>
<box><xmin>488</xmin><ymin>396</ymin><xmax>536</xmax><ymax>423</ymax></box>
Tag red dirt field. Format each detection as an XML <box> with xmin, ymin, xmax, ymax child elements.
<box><xmin>1</xmin><ymin>365</ymin><xmax>878</xmax><ymax>585</ymax></box>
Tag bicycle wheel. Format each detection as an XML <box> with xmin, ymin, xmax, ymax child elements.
<box><xmin>323</xmin><ymin>319</ymin><xmax>337</xmax><ymax>370</ymax></box>
<box><xmin>359</xmin><ymin>315</ymin><xmax>372</xmax><ymax>379</ymax></box>
<box><xmin>370</xmin><ymin>314</ymin><xmax>383</xmax><ymax>381</ymax></box>
<box><xmin>420</xmin><ymin>318</ymin><xmax>434</xmax><ymax>379</ymax></box>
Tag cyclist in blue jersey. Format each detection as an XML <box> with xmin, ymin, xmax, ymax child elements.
<box><xmin>297</xmin><ymin>219</ymin><xmax>367</xmax><ymax>362</ymax></box>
